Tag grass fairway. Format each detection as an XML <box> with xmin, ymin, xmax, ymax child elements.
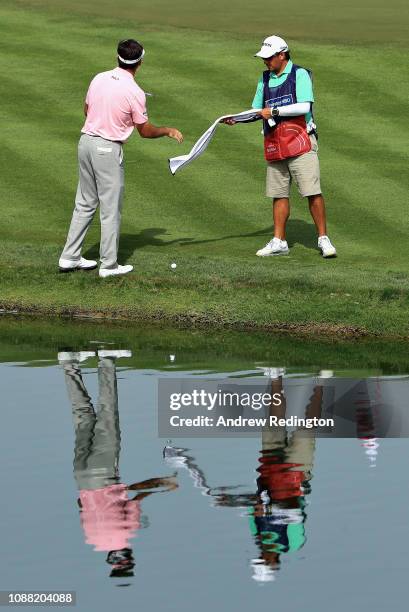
<box><xmin>1</xmin><ymin>0</ymin><xmax>409</xmax><ymax>336</ymax></box>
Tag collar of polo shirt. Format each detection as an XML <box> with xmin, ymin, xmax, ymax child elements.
<box><xmin>114</xmin><ymin>66</ymin><xmax>135</xmax><ymax>79</ymax></box>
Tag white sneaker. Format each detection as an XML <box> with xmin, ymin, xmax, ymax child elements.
<box><xmin>58</xmin><ymin>351</ymin><xmax>96</xmax><ymax>363</ymax></box>
<box><xmin>257</xmin><ymin>367</ymin><xmax>286</xmax><ymax>379</ymax></box>
<box><xmin>318</xmin><ymin>235</ymin><xmax>337</xmax><ymax>258</ymax></box>
<box><xmin>98</xmin><ymin>350</ymin><xmax>132</xmax><ymax>359</ymax></box>
<box><xmin>99</xmin><ymin>264</ymin><xmax>133</xmax><ymax>278</ymax></box>
<box><xmin>318</xmin><ymin>369</ymin><xmax>334</xmax><ymax>378</ymax></box>
<box><xmin>256</xmin><ymin>237</ymin><xmax>289</xmax><ymax>257</ymax></box>
<box><xmin>59</xmin><ymin>257</ymin><xmax>97</xmax><ymax>272</ymax></box>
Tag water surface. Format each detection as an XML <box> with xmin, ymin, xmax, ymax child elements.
<box><xmin>0</xmin><ymin>317</ymin><xmax>408</xmax><ymax>611</ymax></box>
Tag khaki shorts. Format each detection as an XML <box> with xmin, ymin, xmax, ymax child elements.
<box><xmin>266</xmin><ymin>134</ymin><xmax>321</xmax><ymax>199</ymax></box>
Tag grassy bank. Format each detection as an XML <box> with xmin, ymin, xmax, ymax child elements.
<box><xmin>1</xmin><ymin>1</ymin><xmax>409</xmax><ymax>336</ymax></box>
<box><xmin>2</xmin><ymin>315</ymin><xmax>409</xmax><ymax>374</ymax></box>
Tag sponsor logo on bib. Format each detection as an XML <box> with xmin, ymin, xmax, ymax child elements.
<box><xmin>265</xmin><ymin>94</ymin><xmax>294</xmax><ymax>109</ymax></box>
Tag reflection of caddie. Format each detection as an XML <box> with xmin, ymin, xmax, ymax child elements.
<box><xmin>59</xmin><ymin>39</ymin><xmax>183</xmax><ymax>278</ymax></box>
<box><xmin>226</xmin><ymin>35</ymin><xmax>336</xmax><ymax>258</ymax></box>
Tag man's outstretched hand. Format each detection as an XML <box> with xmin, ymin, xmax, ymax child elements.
<box><xmin>221</xmin><ymin>117</ymin><xmax>236</xmax><ymax>125</ymax></box>
<box><xmin>167</xmin><ymin>128</ymin><xmax>183</xmax><ymax>143</ymax></box>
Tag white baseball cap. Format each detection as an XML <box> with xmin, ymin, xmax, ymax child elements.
<box><xmin>254</xmin><ymin>35</ymin><xmax>289</xmax><ymax>59</ymax></box>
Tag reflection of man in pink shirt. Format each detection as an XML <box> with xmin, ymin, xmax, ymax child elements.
<box><xmin>79</xmin><ymin>484</ymin><xmax>141</xmax><ymax>553</ymax></box>
<box><xmin>59</xmin><ymin>38</ymin><xmax>183</xmax><ymax>278</ymax></box>
<box><xmin>62</xmin><ymin>351</ymin><xmax>177</xmax><ymax>579</ymax></box>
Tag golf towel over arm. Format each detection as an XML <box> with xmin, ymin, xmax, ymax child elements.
<box><xmin>168</xmin><ymin>109</ymin><xmax>262</xmax><ymax>175</ymax></box>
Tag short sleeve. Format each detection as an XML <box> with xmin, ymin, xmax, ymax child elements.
<box><xmin>295</xmin><ymin>68</ymin><xmax>314</xmax><ymax>103</ymax></box>
<box><xmin>251</xmin><ymin>78</ymin><xmax>264</xmax><ymax>109</ymax></box>
<box><xmin>130</xmin><ymin>91</ymin><xmax>148</xmax><ymax>125</ymax></box>
<box><xmin>85</xmin><ymin>74</ymin><xmax>99</xmax><ymax>105</ymax></box>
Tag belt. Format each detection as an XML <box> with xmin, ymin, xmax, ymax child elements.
<box><xmin>81</xmin><ymin>133</ymin><xmax>123</xmax><ymax>145</ymax></box>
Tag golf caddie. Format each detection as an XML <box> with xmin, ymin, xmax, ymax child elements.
<box><xmin>59</xmin><ymin>39</ymin><xmax>183</xmax><ymax>277</ymax></box>
<box><xmin>226</xmin><ymin>35</ymin><xmax>336</xmax><ymax>258</ymax></box>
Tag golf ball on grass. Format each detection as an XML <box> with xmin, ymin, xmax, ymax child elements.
<box><xmin>170</xmin><ymin>263</ymin><xmax>177</xmax><ymax>269</ymax></box>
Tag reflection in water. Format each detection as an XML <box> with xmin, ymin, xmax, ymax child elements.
<box><xmin>248</xmin><ymin>377</ymin><xmax>321</xmax><ymax>582</ymax></box>
<box><xmin>3</xmin><ymin>317</ymin><xmax>409</xmax><ymax>612</ymax></box>
<box><xmin>162</xmin><ymin>371</ymin><xmax>390</xmax><ymax>585</ymax></box>
<box><xmin>60</xmin><ymin>350</ymin><xmax>177</xmax><ymax>583</ymax></box>
<box><xmin>355</xmin><ymin>380</ymin><xmax>381</xmax><ymax>468</ymax></box>
<box><xmin>59</xmin><ymin>347</ymin><xmax>393</xmax><ymax>587</ymax></box>
<box><xmin>165</xmin><ymin>376</ymin><xmax>322</xmax><ymax>583</ymax></box>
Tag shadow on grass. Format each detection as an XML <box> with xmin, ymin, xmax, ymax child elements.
<box><xmin>84</xmin><ymin>228</ymin><xmax>194</xmax><ymax>262</ymax></box>
<box><xmin>176</xmin><ymin>226</ymin><xmax>274</xmax><ymax>247</ymax></box>
<box><xmin>83</xmin><ymin>220</ymin><xmax>318</xmax><ymax>262</ymax></box>
<box><xmin>166</xmin><ymin>219</ymin><xmax>317</xmax><ymax>251</ymax></box>
<box><xmin>286</xmin><ymin>219</ymin><xmax>318</xmax><ymax>249</ymax></box>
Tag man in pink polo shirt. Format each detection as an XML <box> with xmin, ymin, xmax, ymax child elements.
<box><xmin>59</xmin><ymin>39</ymin><xmax>183</xmax><ymax>278</ymax></box>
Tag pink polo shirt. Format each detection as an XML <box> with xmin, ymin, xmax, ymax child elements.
<box><xmin>82</xmin><ymin>67</ymin><xmax>148</xmax><ymax>143</ymax></box>
<box><xmin>79</xmin><ymin>484</ymin><xmax>141</xmax><ymax>552</ymax></box>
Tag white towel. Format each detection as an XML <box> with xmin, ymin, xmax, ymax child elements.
<box><xmin>168</xmin><ymin>109</ymin><xmax>263</xmax><ymax>176</ymax></box>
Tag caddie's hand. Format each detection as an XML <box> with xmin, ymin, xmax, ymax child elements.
<box><xmin>256</xmin><ymin>108</ymin><xmax>274</xmax><ymax>120</ymax></box>
<box><xmin>221</xmin><ymin>117</ymin><xmax>236</xmax><ymax>125</ymax></box>
<box><xmin>167</xmin><ymin>128</ymin><xmax>183</xmax><ymax>143</ymax></box>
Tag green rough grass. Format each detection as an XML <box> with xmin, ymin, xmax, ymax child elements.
<box><xmin>1</xmin><ymin>1</ymin><xmax>409</xmax><ymax>336</ymax></box>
